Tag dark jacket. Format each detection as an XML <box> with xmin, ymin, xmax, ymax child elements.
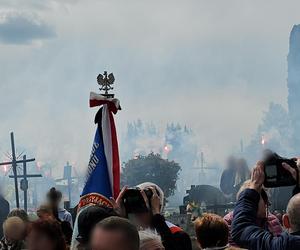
<box><xmin>151</xmin><ymin>214</ymin><xmax>192</xmax><ymax>250</ymax></box>
<box><xmin>220</xmin><ymin>168</ymin><xmax>236</xmax><ymax>195</ymax></box>
<box><xmin>224</xmin><ymin>210</ymin><xmax>282</xmax><ymax>247</ymax></box>
<box><xmin>232</xmin><ymin>189</ymin><xmax>300</xmax><ymax>250</ymax></box>
<box><xmin>0</xmin><ymin>196</ymin><xmax>9</xmax><ymax>239</ymax></box>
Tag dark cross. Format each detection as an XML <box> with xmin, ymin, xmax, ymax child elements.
<box><xmin>8</xmin><ymin>155</ymin><xmax>42</xmax><ymax>212</ymax></box>
<box><xmin>0</xmin><ymin>132</ymin><xmax>35</xmax><ymax>208</ymax></box>
<box><xmin>55</xmin><ymin>162</ymin><xmax>81</xmax><ymax>206</ymax></box>
<box><xmin>192</xmin><ymin>152</ymin><xmax>217</xmax><ymax>182</ymax></box>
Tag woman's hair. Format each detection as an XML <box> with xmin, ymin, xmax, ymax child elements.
<box><xmin>194</xmin><ymin>213</ymin><xmax>229</xmax><ymax>249</ymax></box>
<box><xmin>8</xmin><ymin>208</ymin><xmax>29</xmax><ymax>222</ymax></box>
<box><xmin>28</xmin><ymin>219</ymin><xmax>66</xmax><ymax>250</ymax></box>
<box><xmin>139</xmin><ymin>230</ymin><xmax>164</xmax><ymax>250</ymax></box>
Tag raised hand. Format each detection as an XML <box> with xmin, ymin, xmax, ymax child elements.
<box><xmin>110</xmin><ymin>186</ymin><xmax>128</xmax><ymax>217</ymax></box>
<box><xmin>150</xmin><ymin>187</ymin><xmax>161</xmax><ymax>215</ymax></box>
<box><xmin>249</xmin><ymin>161</ymin><xmax>265</xmax><ymax>192</ymax></box>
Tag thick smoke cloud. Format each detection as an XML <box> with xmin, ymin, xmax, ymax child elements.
<box><xmin>0</xmin><ymin>0</ymin><xmax>300</xmax><ymax>180</ymax></box>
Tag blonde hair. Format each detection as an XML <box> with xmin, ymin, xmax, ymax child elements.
<box><xmin>139</xmin><ymin>230</ymin><xmax>164</xmax><ymax>250</ymax></box>
<box><xmin>3</xmin><ymin>216</ymin><xmax>25</xmax><ymax>240</ymax></box>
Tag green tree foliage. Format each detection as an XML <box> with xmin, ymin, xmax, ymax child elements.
<box><xmin>121</xmin><ymin>153</ymin><xmax>181</xmax><ymax>198</ymax></box>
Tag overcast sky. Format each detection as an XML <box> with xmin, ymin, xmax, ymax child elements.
<box><xmin>0</xmin><ymin>0</ymin><xmax>299</xmax><ymax>174</ymax></box>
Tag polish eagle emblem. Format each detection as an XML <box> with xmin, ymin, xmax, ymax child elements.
<box><xmin>97</xmin><ymin>71</ymin><xmax>115</xmax><ymax>96</ymax></box>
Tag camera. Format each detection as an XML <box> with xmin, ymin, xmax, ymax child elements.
<box><xmin>122</xmin><ymin>187</ymin><xmax>157</xmax><ymax>214</ymax></box>
<box><xmin>263</xmin><ymin>151</ymin><xmax>298</xmax><ymax>188</ymax></box>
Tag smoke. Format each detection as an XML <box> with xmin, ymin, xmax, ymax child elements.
<box><xmin>119</xmin><ymin>120</ymin><xmax>224</xmax><ymax>205</ymax></box>
<box><xmin>0</xmin><ymin>1</ymin><xmax>300</xmax><ymax>203</ymax></box>
<box><xmin>244</xmin><ymin>102</ymin><xmax>294</xmax><ymax>166</ymax></box>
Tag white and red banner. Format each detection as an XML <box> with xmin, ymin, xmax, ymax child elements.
<box><xmin>78</xmin><ymin>92</ymin><xmax>121</xmax><ymax>210</ymax></box>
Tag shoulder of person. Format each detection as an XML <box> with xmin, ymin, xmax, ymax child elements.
<box><xmin>165</xmin><ymin>221</ymin><xmax>183</xmax><ymax>234</ymax></box>
<box><xmin>59</xmin><ymin>208</ymin><xmax>71</xmax><ymax>216</ymax></box>
<box><xmin>255</xmin><ymin>231</ymin><xmax>300</xmax><ymax>250</ymax></box>
<box><xmin>279</xmin><ymin>232</ymin><xmax>300</xmax><ymax>250</ymax></box>
<box><xmin>173</xmin><ymin>230</ymin><xmax>190</xmax><ymax>239</ymax></box>
<box><xmin>172</xmin><ymin>230</ymin><xmax>192</xmax><ymax>249</ymax></box>
<box><xmin>239</xmin><ymin>188</ymin><xmax>260</xmax><ymax>201</ymax></box>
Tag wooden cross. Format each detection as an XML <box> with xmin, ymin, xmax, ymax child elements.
<box><xmin>55</xmin><ymin>162</ymin><xmax>79</xmax><ymax>206</ymax></box>
<box><xmin>192</xmin><ymin>152</ymin><xmax>217</xmax><ymax>182</ymax></box>
<box><xmin>8</xmin><ymin>155</ymin><xmax>42</xmax><ymax>211</ymax></box>
<box><xmin>0</xmin><ymin>132</ymin><xmax>38</xmax><ymax>209</ymax></box>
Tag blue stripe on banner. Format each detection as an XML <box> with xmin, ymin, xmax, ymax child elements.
<box><xmin>81</xmin><ymin>126</ymin><xmax>113</xmax><ymax>199</ymax></box>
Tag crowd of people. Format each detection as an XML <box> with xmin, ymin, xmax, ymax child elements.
<box><xmin>0</xmin><ymin>159</ymin><xmax>300</xmax><ymax>250</ymax></box>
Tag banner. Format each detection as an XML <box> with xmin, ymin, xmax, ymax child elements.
<box><xmin>78</xmin><ymin>92</ymin><xmax>121</xmax><ymax>210</ymax></box>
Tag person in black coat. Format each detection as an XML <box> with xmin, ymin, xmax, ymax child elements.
<box><xmin>232</xmin><ymin>161</ymin><xmax>300</xmax><ymax>250</ymax></box>
<box><xmin>220</xmin><ymin>157</ymin><xmax>250</xmax><ymax>201</ymax></box>
<box><xmin>0</xmin><ymin>193</ymin><xmax>10</xmax><ymax>238</ymax></box>
<box><xmin>220</xmin><ymin>156</ymin><xmax>238</xmax><ymax>201</ymax></box>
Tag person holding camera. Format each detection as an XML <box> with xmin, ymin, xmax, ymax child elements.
<box><xmin>232</xmin><ymin>160</ymin><xmax>300</xmax><ymax>250</ymax></box>
<box><xmin>224</xmin><ymin>180</ymin><xmax>282</xmax><ymax>247</ymax></box>
<box><xmin>111</xmin><ymin>182</ymin><xmax>192</xmax><ymax>250</ymax></box>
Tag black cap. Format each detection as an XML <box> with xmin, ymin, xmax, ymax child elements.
<box><xmin>77</xmin><ymin>205</ymin><xmax>117</xmax><ymax>243</ymax></box>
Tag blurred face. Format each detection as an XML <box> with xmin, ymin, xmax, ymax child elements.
<box><xmin>227</xmin><ymin>157</ymin><xmax>236</xmax><ymax>170</ymax></box>
<box><xmin>37</xmin><ymin>210</ymin><xmax>53</xmax><ymax>220</ymax></box>
<box><xmin>132</xmin><ymin>212</ymin><xmax>152</xmax><ymax>228</ymax></box>
<box><xmin>4</xmin><ymin>221</ymin><xmax>25</xmax><ymax>241</ymax></box>
<box><xmin>53</xmin><ymin>197</ymin><xmax>62</xmax><ymax>207</ymax></box>
<box><xmin>130</xmin><ymin>190</ymin><xmax>153</xmax><ymax>228</ymax></box>
<box><xmin>26</xmin><ymin>230</ymin><xmax>55</xmax><ymax>250</ymax></box>
<box><xmin>91</xmin><ymin>228</ymin><xmax>129</xmax><ymax>250</ymax></box>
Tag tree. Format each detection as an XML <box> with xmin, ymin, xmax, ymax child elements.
<box><xmin>121</xmin><ymin>153</ymin><xmax>181</xmax><ymax>198</ymax></box>
<box><xmin>245</xmin><ymin>102</ymin><xmax>293</xmax><ymax>164</ymax></box>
